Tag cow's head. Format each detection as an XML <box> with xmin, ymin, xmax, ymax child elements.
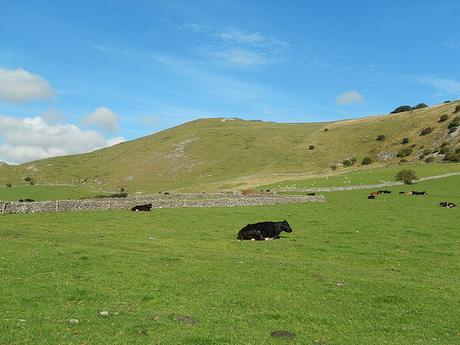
<box><xmin>281</xmin><ymin>220</ymin><xmax>293</xmax><ymax>233</ymax></box>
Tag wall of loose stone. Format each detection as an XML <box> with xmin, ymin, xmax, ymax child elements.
<box><xmin>0</xmin><ymin>194</ymin><xmax>325</xmax><ymax>215</ymax></box>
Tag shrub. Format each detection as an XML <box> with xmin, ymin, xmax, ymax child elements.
<box><xmin>93</xmin><ymin>192</ymin><xmax>128</xmax><ymax>199</ymax></box>
<box><xmin>396</xmin><ymin>169</ymin><xmax>418</xmax><ymax>184</ymax></box>
<box><xmin>439</xmin><ymin>114</ymin><xmax>449</xmax><ymax>122</ymax></box>
<box><xmin>350</xmin><ymin>157</ymin><xmax>357</xmax><ymax>164</ymax></box>
<box><xmin>425</xmin><ymin>156</ymin><xmax>434</xmax><ymax>163</ymax></box>
<box><xmin>361</xmin><ymin>157</ymin><xmax>372</xmax><ymax>165</ymax></box>
<box><xmin>399</xmin><ymin>159</ymin><xmax>408</xmax><ymax>164</ymax></box>
<box><xmin>376</xmin><ymin>134</ymin><xmax>386</xmax><ymax>141</ymax></box>
<box><xmin>419</xmin><ymin>154</ymin><xmax>425</xmax><ymax>160</ymax></box>
<box><xmin>343</xmin><ymin>159</ymin><xmax>353</xmax><ymax>167</ymax></box>
<box><xmin>324</xmin><ymin>128</ymin><xmax>329</xmax><ymax>132</ymax></box>
<box><xmin>413</xmin><ymin>103</ymin><xmax>428</xmax><ymax>109</ymax></box>
<box><xmin>30</xmin><ymin>181</ymin><xmax>35</xmax><ymax>186</ymax></box>
<box><xmin>423</xmin><ymin>149</ymin><xmax>432</xmax><ymax>155</ymax></box>
<box><xmin>439</xmin><ymin>146</ymin><xmax>451</xmax><ymax>155</ymax></box>
<box><xmin>440</xmin><ymin>142</ymin><xmax>448</xmax><ymax>147</ymax></box>
<box><xmin>443</xmin><ymin>152</ymin><xmax>460</xmax><ymax>162</ymax></box>
<box><xmin>454</xmin><ymin>105</ymin><xmax>460</xmax><ymax>113</ymax></box>
<box><xmin>23</xmin><ymin>176</ymin><xmax>32</xmax><ymax>182</ymax></box>
<box><xmin>402</xmin><ymin>137</ymin><xmax>410</xmax><ymax>144</ymax></box>
<box><xmin>397</xmin><ymin>147</ymin><xmax>413</xmax><ymax>157</ymax></box>
<box><xmin>6</xmin><ymin>183</ymin><xmax>12</xmax><ymax>187</ymax></box>
<box><xmin>444</xmin><ymin>100</ymin><xmax>451</xmax><ymax>104</ymax></box>
<box><xmin>330</xmin><ymin>165</ymin><xmax>338</xmax><ymax>171</ymax></box>
<box><xmin>420</xmin><ymin>127</ymin><xmax>433</xmax><ymax>136</ymax></box>
<box><xmin>390</xmin><ymin>105</ymin><xmax>412</xmax><ymax>114</ymax></box>
<box><xmin>456</xmin><ymin>148</ymin><xmax>460</xmax><ymax>154</ymax></box>
<box><xmin>308</xmin><ymin>145</ymin><xmax>315</xmax><ymax>150</ymax></box>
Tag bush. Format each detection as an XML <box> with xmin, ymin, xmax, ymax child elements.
<box><xmin>443</xmin><ymin>152</ymin><xmax>460</xmax><ymax>162</ymax></box>
<box><xmin>397</xmin><ymin>147</ymin><xmax>413</xmax><ymax>157</ymax></box>
<box><xmin>454</xmin><ymin>105</ymin><xmax>460</xmax><ymax>113</ymax></box>
<box><xmin>419</xmin><ymin>154</ymin><xmax>425</xmax><ymax>160</ymax></box>
<box><xmin>420</xmin><ymin>127</ymin><xmax>433</xmax><ymax>136</ymax></box>
<box><xmin>413</xmin><ymin>103</ymin><xmax>428</xmax><ymax>109</ymax></box>
<box><xmin>308</xmin><ymin>145</ymin><xmax>315</xmax><ymax>150</ymax></box>
<box><xmin>93</xmin><ymin>192</ymin><xmax>128</xmax><ymax>199</ymax></box>
<box><xmin>439</xmin><ymin>146</ymin><xmax>451</xmax><ymax>155</ymax></box>
<box><xmin>456</xmin><ymin>148</ymin><xmax>460</xmax><ymax>154</ymax></box>
<box><xmin>350</xmin><ymin>157</ymin><xmax>357</xmax><ymax>164</ymax></box>
<box><xmin>30</xmin><ymin>181</ymin><xmax>35</xmax><ymax>186</ymax></box>
<box><xmin>6</xmin><ymin>183</ymin><xmax>12</xmax><ymax>187</ymax></box>
<box><xmin>324</xmin><ymin>128</ymin><xmax>329</xmax><ymax>132</ymax></box>
<box><xmin>390</xmin><ymin>105</ymin><xmax>412</xmax><ymax>114</ymax></box>
<box><xmin>376</xmin><ymin>134</ymin><xmax>386</xmax><ymax>141</ymax></box>
<box><xmin>396</xmin><ymin>169</ymin><xmax>418</xmax><ymax>184</ymax></box>
<box><xmin>343</xmin><ymin>159</ymin><xmax>353</xmax><ymax>167</ymax></box>
<box><xmin>330</xmin><ymin>165</ymin><xmax>338</xmax><ymax>171</ymax></box>
<box><xmin>425</xmin><ymin>156</ymin><xmax>434</xmax><ymax>163</ymax></box>
<box><xmin>361</xmin><ymin>157</ymin><xmax>372</xmax><ymax>165</ymax></box>
<box><xmin>423</xmin><ymin>149</ymin><xmax>432</xmax><ymax>155</ymax></box>
<box><xmin>23</xmin><ymin>176</ymin><xmax>32</xmax><ymax>182</ymax></box>
<box><xmin>399</xmin><ymin>159</ymin><xmax>408</xmax><ymax>164</ymax></box>
<box><xmin>439</xmin><ymin>114</ymin><xmax>449</xmax><ymax>122</ymax></box>
<box><xmin>402</xmin><ymin>137</ymin><xmax>410</xmax><ymax>144</ymax></box>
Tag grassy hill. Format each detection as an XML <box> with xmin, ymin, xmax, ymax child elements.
<box><xmin>1</xmin><ymin>101</ymin><xmax>459</xmax><ymax>193</ymax></box>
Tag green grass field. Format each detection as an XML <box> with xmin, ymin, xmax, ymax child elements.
<box><xmin>260</xmin><ymin>163</ymin><xmax>460</xmax><ymax>190</ymax></box>
<box><xmin>0</xmin><ymin>185</ymin><xmax>102</xmax><ymax>201</ymax></box>
<box><xmin>0</xmin><ymin>176</ymin><xmax>459</xmax><ymax>344</ymax></box>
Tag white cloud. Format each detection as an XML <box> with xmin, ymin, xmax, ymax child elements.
<box><xmin>413</xmin><ymin>75</ymin><xmax>460</xmax><ymax>96</ymax></box>
<box><xmin>0</xmin><ymin>115</ymin><xmax>125</xmax><ymax>164</ymax></box>
<box><xmin>39</xmin><ymin>108</ymin><xmax>64</xmax><ymax>124</ymax></box>
<box><xmin>337</xmin><ymin>91</ymin><xmax>365</xmax><ymax>105</ymax></box>
<box><xmin>211</xmin><ymin>48</ymin><xmax>267</xmax><ymax>67</ymax></box>
<box><xmin>215</xmin><ymin>29</ymin><xmax>264</xmax><ymax>44</ymax></box>
<box><xmin>81</xmin><ymin>106</ymin><xmax>119</xmax><ymax>132</ymax></box>
<box><xmin>0</xmin><ymin>67</ymin><xmax>54</xmax><ymax>103</ymax></box>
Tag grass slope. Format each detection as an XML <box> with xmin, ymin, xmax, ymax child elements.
<box><xmin>0</xmin><ymin>176</ymin><xmax>458</xmax><ymax>344</ymax></box>
<box><xmin>1</xmin><ymin>102</ymin><xmax>459</xmax><ymax>193</ymax></box>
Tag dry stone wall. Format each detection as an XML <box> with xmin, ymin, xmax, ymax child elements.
<box><xmin>0</xmin><ymin>194</ymin><xmax>325</xmax><ymax>215</ymax></box>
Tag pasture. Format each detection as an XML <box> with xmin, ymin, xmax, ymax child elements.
<box><xmin>0</xmin><ymin>176</ymin><xmax>459</xmax><ymax>344</ymax></box>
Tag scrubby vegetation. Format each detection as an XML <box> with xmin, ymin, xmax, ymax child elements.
<box><xmin>308</xmin><ymin>145</ymin><xmax>315</xmax><ymax>150</ymax></box>
<box><xmin>424</xmin><ymin>156</ymin><xmax>435</xmax><ymax>163</ymax></box>
<box><xmin>361</xmin><ymin>157</ymin><xmax>372</xmax><ymax>165</ymax></box>
<box><xmin>396</xmin><ymin>169</ymin><xmax>417</xmax><ymax>184</ymax></box>
<box><xmin>420</xmin><ymin>127</ymin><xmax>433</xmax><ymax>136</ymax></box>
<box><xmin>376</xmin><ymin>134</ymin><xmax>386</xmax><ymax>141</ymax></box>
<box><xmin>390</xmin><ymin>103</ymin><xmax>428</xmax><ymax>114</ymax></box>
<box><xmin>402</xmin><ymin>137</ymin><xmax>410</xmax><ymax>144</ymax></box>
<box><xmin>443</xmin><ymin>152</ymin><xmax>460</xmax><ymax>162</ymax></box>
<box><xmin>397</xmin><ymin>147</ymin><xmax>413</xmax><ymax>158</ymax></box>
<box><xmin>439</xmin><ymin>114</ymin><xmax>449</xmax><ymax>122</ymax></box>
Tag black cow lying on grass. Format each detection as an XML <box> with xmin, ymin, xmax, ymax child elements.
<box><xmin>411</xmin><ymin>191</ymin><xmax>427</xmax><ymax>195</ymax></box>
<box><xmin>131</xmin><ymin>203</ymin><xmax>153</xmax><ymax>211</ymax></box>
<box><xmin>378</xmin><ymin>190</ymin><xmax>391</xmax><ymax>194</ymax></box>
<box><xmin>440</xmin><ymin>202</ymin><xmax>456</xmax><ymax>208</ymax></box>
<box><xmin>18</xmin><ymin>199</ymin><xmax>34</xmax><ymax>202</ymax></box>
<box><xmin>307</xmin><ymin>193</ymin><xmax>316</xmax><ymax>196</ymax></box>
<box><xmin>237</xmin><ymin>220</ymin><xmax>293</xmax><ymax>240</ymax></box>
<box><xmin>367</xmin><ymin>195</ymin><xmax>376</xmax><ymax>199</ymax></box>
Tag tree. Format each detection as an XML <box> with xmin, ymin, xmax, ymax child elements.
<box><xmin>390</xmin><ymin>105</ymin><xmax>412</xmax><ymax>114</ymax></box>
<box><xmin>361</xmin><ymin>157</ymin><xmax>372</xmax><ymax>165</ymax></box>
<box><xmin>413</xmin><ymin>103</ymin><xmax>428</xmax><ymax>109</ymax></box>
<box><xmin>396</xmin><ymin>169</ymin><xmax>418</xmax><ymax>184</ymax></box>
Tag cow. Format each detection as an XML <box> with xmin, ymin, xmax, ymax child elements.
<box><xmin>131</xmin><ymin>203</ymin><xmax>153</xmax><ymax>211</ymax></box>
<box><xmin>237</xmin><ymin>220</ymin><xmax>293</xmax><ymax>241</ymax></box>
<box><xmin>367</xmin><ymin>195</ymin><xmax>376</xmax><ymax>199</ymax></box>
<box><xmin>440</xmin><ymin>202</ymin><xmax>456</xmax><ymax>208</ymax></box>
<box><xmin>307</xmin><ymin>192</ymin><xmax>316</xmax><ymax>196</ymax></box>
<box><xmin>370</xmin><ymin>191</ymin><xmax>380</xmax><ymax>197</ymax></box>
<box><xmin>24</xmin><ymin>198</ymin><xmax>34</xmax><ymax>202</ymax></box>
<box><xmin>411</xmin><ymin>191</ymin><xmax>427</xmax><ymax>195</ymax></box>
<box><xmin>378</xmin><ymin>190</ymin><xmax>392</xmax><ymax>194</ymax></box>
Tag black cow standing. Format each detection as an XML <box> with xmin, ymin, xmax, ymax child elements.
<box><xmin>131</xmin><ymin>203</ymin><xmax>153</xmax><ymax>211</ymax></box>
<box><xmin>440</xmin><ymin>202</ymin><xmax>456</xmax><ymax>208</ymax></box>
<box><xmin>237</xmin><ymin>220</ymin><xmax>293</xmax><ymax>240</ymax></box>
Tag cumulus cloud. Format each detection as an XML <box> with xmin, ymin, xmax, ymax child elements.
<box><xmin>336</xmin><ymin>91</ymin><xmax>364</xmax><ymax>105</ymax></box>
<box><xmin>0</xmin><ymin>115</ymin><xmax>125</xmax><ymax>164</ymax></box>
<box><xmin>0</xmin><ymin>67</ymin><xmax>54</xmax><ymax>103</ymax></box>
<box><xmin>81</xmin><ymin>106</ymin><xmax>119</xmax><ymax>132</ymax></box>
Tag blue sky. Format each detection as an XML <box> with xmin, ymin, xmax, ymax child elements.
<box><xmin>0</xmin><ymin>0</ymin><xmax>459</xmax><ymax>163</ymax></box>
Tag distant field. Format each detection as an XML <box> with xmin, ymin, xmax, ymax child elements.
<box><xmin>0</xmin><ymin>176</ymin><xmax>458</xmax><ymax>344</ymax></box>
<box><xmin>260</xmin><ymin>163</ymin><xmax>460</xmax><ymax>190</ymax></box>
<box><xmin>0</xmin><ymin>185</ymin><xmax>101</xmax><ymax>201</ymax></box>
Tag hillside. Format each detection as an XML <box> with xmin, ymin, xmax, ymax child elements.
<box><xmin>1</xmin><ymin>102</ymin><xmax>459</xmax><ymax>193</ymax></box>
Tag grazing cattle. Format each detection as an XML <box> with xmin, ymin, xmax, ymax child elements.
<box><xmin>307</xmin><ymin>192</ymin><xmax>316</xmax><ymax>196</ymax></box>
<box><xmin>18</xmin><ymin>199</ymin><xmax>24</xmax><ymax>202</ymax></box>
<box><xmin>440</xmin><ymin>202</ymin><xmax>456</xmax><ymax>208</ymax></box>
<box><xmin>237</xmin><ymin>220</ymin><xmax>293</xmax><ymax>240</ymax></box>
<box><xmin>131</xmin><ymin>203</ymin><xmax>153</xmax><ymax>211</ymax></box>
<box><xmin>370</xmin><ymin>191</ymin><xmax>380</xmax><ymax>197</ymax></box>
<box><xmin>378</xmin><ymin>190</ymin><xmax>391</xmax><ymax>194</ymax></box>
<box><xmin>24</xmin><ymin>198</ymin><xmax>34</xmax><ymax>202</ymax></box>
<box><xmin>367</xmin><ymin>195</ymin><xmax>376</xmax><ymax>199</ymax></box>
<box><xmin>411</xmin><ymin>191</ymin><xmax>427</xmax><ymax>195</ymax></box>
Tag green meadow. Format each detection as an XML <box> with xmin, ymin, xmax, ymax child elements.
<box><xmin>0</xmin><ymin>185</ymin><xmax>101</xmax><ymax>202</ymax></box>
<box><xmin>0</xmin><ymin>176</ymin><xmax>459</xmax><ymax>344</ymax></box>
